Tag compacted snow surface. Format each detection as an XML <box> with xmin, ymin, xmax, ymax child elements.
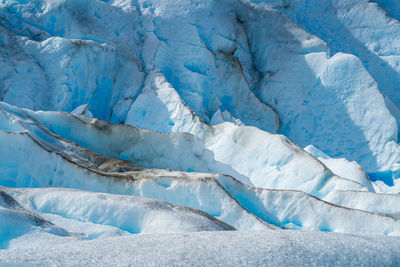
<box><xmin>1</xmin><ymin>0</ymin><xmax>400</xmax><ymax>265</ymax></box>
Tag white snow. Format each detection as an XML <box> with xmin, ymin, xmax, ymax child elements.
<box><xmin>1</xmin><ymin>231</ymin><xmax>400</xmax><ymax>266</ymax></box>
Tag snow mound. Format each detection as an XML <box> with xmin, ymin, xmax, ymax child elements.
<box><xmin>6</xmin><ymin>187</ymin><xmax>235</xmax><ymax>236</ymax></box>
<box><xmin>0</xmin><ymin>188</ymin><xmax>69</xmax><ymax>249</ymax></box>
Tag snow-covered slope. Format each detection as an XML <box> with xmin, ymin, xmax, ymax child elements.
<box><xmin>2</xmin><ymin>230</ymin><xmax>400</xmax><ymax>266</ymax></box>
<box><xmin>2</xmin><ymin>0</ymin><xmax>400</xmax><ymax>264</ymax></box>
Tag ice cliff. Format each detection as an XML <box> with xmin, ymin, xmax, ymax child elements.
<box><xmin>1</xmin><ymin>0</ymin><xmax>400</xmax><ymax>265</ymax></box>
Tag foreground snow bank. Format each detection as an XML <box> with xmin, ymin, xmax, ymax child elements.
<box><xmin>1</xmin><ymin>230</ymin><xmax>399</xmax><ymax>266</ymax></box>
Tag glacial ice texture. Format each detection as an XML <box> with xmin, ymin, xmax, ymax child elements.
<box><xmin>1</xmin><ymin>0</ymin><xmax>400</xmax><ymax>265</ymax></box>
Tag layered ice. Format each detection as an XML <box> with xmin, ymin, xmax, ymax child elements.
<box><xmin>304</xmin><ymin>145</ymin><xmax>375</xmax><ymax>192</ymax></box>
<box><xmin>7</xmin><ymin>187</ymin><xmax>235</xmax><ymax>235</ymax></box>
<box><xmin>2</xmin><ymin>0</ymin><xmax>400</xmax><ymax>181</ymax></box>
<box><xmin>1</xmin><ymin>103</ymin><xmax>400</xmax><ymax>236</ymax></box>
<box><xmin>0</xmin><ymin>101</ymin><xmax>367</xmax><ymax>196</ymax></box>
<box><xmin>1</xmin><ymin>0</ymin><xmax>400</xmax><ymax>264</ymax></box>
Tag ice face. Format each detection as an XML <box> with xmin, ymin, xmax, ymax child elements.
<box><xmin>1</xmin><ymin>0</ymin><xmax>400</xmax><ymax>264</ymax></box>
<box><xmin>2</xmin><ymin>0</ymin><xmax>400</xmax><ymax>177</ymax></box>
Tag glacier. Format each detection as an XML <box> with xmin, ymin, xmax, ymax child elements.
<box><xmin>1</xmin><ymin>0</ymin><xmax>400</xmax><ymax>265</ymax></box>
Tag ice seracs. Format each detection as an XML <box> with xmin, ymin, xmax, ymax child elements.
<box><xmin>304</xmin><ymin>145</ymin><xmax>375</xmax><ymax>192</ymax></box>
<box><xmin>1</xmin><ymin>0</ymin><xmax>400</xmax><ymax>264</ymax></box>
<box><xmin>2</xmin><ymin>0</ymin><xmax>400</xmax><ymax>181</ymax></box>
<box><xmin>1</xmin><ymin>102</ymin><xmax>400</xmax><ymax>236</ymax></box>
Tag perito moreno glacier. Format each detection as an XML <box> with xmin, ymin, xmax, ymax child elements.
<box><xmin>1</xmin><ymin>0</ymin><xmax>400</xmax><ymax>265</ymax></box>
